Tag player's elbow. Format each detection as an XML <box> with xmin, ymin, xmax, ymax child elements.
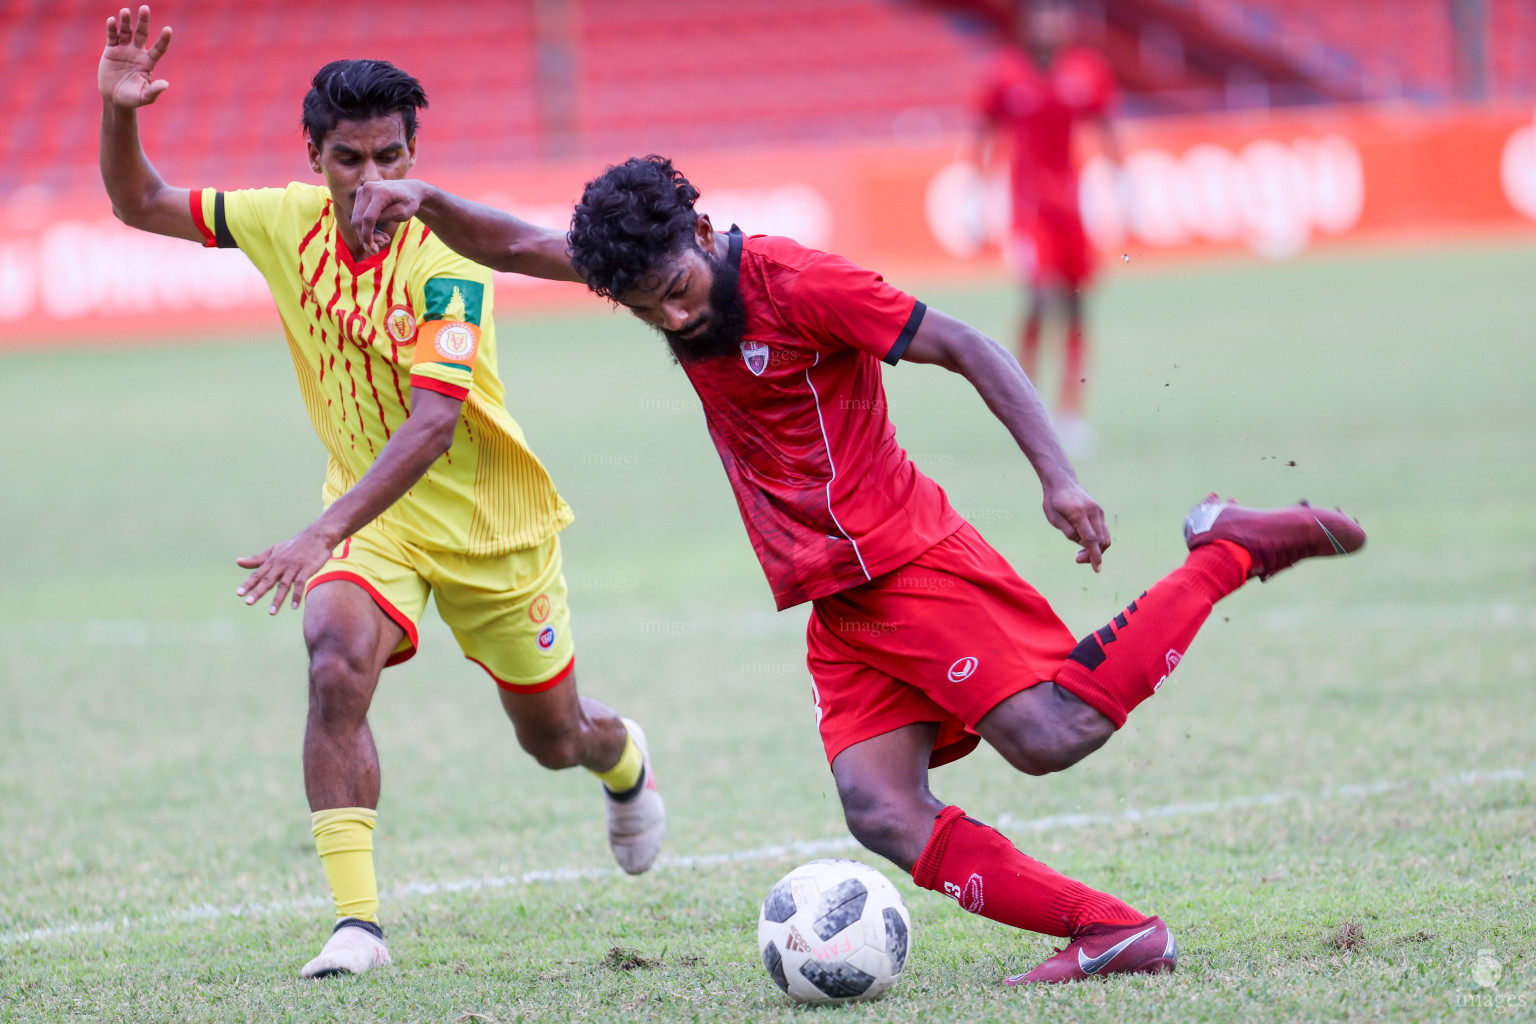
<box><xmin>939</xmin><ymin>326</ymin><xmax>994</xmax><ymax>377</ymax></box>
<box><xmin>424</xmin><ymin>415</ymin><xmax>458</xmax><ymax>457</ymax></box>
<box><xmin>109</xmin><ymin>196</ymin><xmax>146</xmax><ymax>229</ymax></box>
<box><xmin>406</xmin><ymin>407</ymin><xmax>459</xmax><ymax>459</ymax></box>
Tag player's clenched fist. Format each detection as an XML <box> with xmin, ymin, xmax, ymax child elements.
<box><xmin>99</xmin><ymin>6</ymin><xmax>173</xmax><ymax>109</ymax></box>
<box><xmin>352</xmin><ymin>180</ymin><xmax>435</xmax><ymax>256</ymax></box>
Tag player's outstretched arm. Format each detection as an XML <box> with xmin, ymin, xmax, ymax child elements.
<box><xmin>351</xmin><ymin>180</ymin><xmax>582</xmax><ymax>282</ymax></box>
<box><xmin>902</xmin><ymin>308</ymin><xmax>1111</xmax><ymax>570</ymax></box>
<box><xmin>235</xmin><ymin>387</ymin><xmax>463</xmax><ymax>614</ymax></box>
<box><xmin>97</xmin><ymin>5</ymin><xmax>201</xmax><ymax>242</ymax></box>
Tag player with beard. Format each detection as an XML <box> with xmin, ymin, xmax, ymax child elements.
<box><xmin>350</xmin><ymin>157</ymin><xmax>1366</xmax><ymax>984</ymax></box>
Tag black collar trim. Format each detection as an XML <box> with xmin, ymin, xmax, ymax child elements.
<box><xmin>727</xmin><ymin>224</ymin><xmax>743</xmax><ymax>271</ymax></box>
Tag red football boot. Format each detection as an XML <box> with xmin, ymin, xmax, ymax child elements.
<box><xmin>1004</xmin><ymin>915</ymin><xmax>1177</xmax><ymax>985</ymax></box>
<box><xmin>1184</xmin><ymin>495</ymin><xmax>1366</xmax><ymax>581</ymax></box>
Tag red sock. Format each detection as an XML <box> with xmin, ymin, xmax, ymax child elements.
<box><xmin>911</xmin><ymin>806</ymin><xmax>1143</xmax><ymax>937</ymax></box>
<box><xmin>1020</xmin><ymin>316</ymin><xmax>1042</xmax><ymax>379</ymax></box>
<box><xmin>1055</xmin><ymin>540</ymin><xmax>1251</xmax><ymax>727</ymax></box>
<box><xmin>1060</xmin><ymin>319</ymin><xmax>1086</xmax><ymax>415</ymax></box>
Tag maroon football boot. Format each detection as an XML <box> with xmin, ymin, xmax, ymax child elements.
<box><xmin>1004</xmin><ymin>915</ymin><xmax>1177</xmax><ymax>985</ymax></box>
<box><xmin>1184</xmin><ymin>495</ymin><xmax>1366</xmax><ymax>581</ymax></box>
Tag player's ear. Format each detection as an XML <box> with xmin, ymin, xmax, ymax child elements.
<box><xmin>694</xmin><ymin>213</ymin><xmax>715</xmax><ymax>251</ymax></box>
<box><xmin>307</xmin><ymin>137</ymin><xmax>322</xmax><ymax>175</ymax></box>
<box><xmin>405</xmin><ymin>133</ymin><xmax>417</xmax><ymax>170</ymax></box>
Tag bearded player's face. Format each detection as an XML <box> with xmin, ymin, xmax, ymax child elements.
<box><xmin>617</xmin><ymin>217</ymin><xmax>748</xmax><ymax>363</ymax></box>
<box><xmin>307</xmin><ymin>114</ymin><xmax>417</xmax><ymax>245</ymax></box>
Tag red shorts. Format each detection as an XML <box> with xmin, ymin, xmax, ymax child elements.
<box><xmin>805</xmin><ymin>522</ymin><xmax>1077</xmax><ymax>769</ymax></box>
<box><xmin>1012</xmin><ymin>205</ymin><xmax>1093</xmax><ymax>287</ymax></box>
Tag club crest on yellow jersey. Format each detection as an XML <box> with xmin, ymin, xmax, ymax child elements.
<box><xmin>385</xmin><ymin>305</ymin><xmax>417</xmax><ymax>343</ymax></box>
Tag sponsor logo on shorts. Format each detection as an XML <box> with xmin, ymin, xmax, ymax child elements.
<box><xmin>947</xmin><ymin>656</ymin><xmax>978</xmax><ymax>682</ymax></box>
<box><xmin>384</xmin><ymin>305</ymin><xmax>417</xmax><ymax>343</ymax></box>
<box><xmin>528</xmin><ymin>593</ymin><xmax>551</xmax><ymax>623</ymax></box>
<box><xmin>537</xmin><ymin>625</ymin><xmax>557</xmax><ymax>650</ymax></box>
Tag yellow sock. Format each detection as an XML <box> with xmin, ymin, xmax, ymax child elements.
<box><xmin>592</xmin><ymin>732</ymin><xmax>643</xmax><ymax>793</ymax></box>
<box><xmin>312</xmin><ymin>807</ymin><xmax>379</xmax><ymax>923</ymax></box>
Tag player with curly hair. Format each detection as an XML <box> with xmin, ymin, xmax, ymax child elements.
<box><xmin>352</xmin><ymin>156</ymin><xmax>1365</xmax><ymax>984</ymax></box>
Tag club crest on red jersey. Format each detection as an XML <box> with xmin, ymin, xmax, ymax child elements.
<box><xmin>741</xmin><ymin>340</ymin><xmax>770</xmax><ymax>376</ymax></box>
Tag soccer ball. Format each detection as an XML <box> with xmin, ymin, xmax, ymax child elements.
<box><xmin>756</xmin><ymin>858</ymin><xmax>911</xmax><ymax>1005</ymax></box>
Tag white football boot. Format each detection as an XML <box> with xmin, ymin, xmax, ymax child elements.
<box><xmin>300</xmin><ymin>919</ymin><xmax>391</xmax><ymax>978</ymax></box>
<box><xmin>604</xmin><ymin>717</ymin><xmax>666</xmax><ymax>874</ymax></box>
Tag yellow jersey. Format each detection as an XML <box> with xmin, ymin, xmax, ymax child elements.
<box><xmin>192</xmin><ymin>182</ymin><xmax>572</xmax><ymax>556</ymax></box>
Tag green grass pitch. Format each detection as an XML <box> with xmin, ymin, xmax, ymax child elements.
<box><xmin>2</xmin><ymin>240</ymin><xmax>1533</xmax><ymax>1022</ymax></box>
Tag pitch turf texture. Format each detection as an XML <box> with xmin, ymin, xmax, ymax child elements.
<box><xmin>2</xmin><ymin>241</ymin><xmax>1533</xmax><ymax>1023</ymax></box>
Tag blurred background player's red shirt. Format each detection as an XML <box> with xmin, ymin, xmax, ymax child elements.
<box><xmin>976</xmin><ymin>46</ymin><xmax>1117</xmax><ymax>227</ymax></box>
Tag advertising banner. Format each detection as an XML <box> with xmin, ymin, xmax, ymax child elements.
<box><xmin>3</xmin><ymin>105</ymin><xmax>1533</xmax><ymax>345</ymax></box>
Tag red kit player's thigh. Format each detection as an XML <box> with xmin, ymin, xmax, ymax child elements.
<box><xmin>817</xmin><ymin>524</ymin><xmax>1078</xmax><ymax>739</ymax></box>
<box><xmin>806</xmin><ymin>616</ymin><xmax>978</xmax><ymax>768</ymax></box>
<box><xmin>1034</xmin><ymin>209</ymin><xmax>1093</xmax><ymax>288</ymax></box>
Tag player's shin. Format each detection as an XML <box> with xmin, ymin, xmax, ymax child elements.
<box><xmin>911</xmin><ymin>806</ymin><xmax>1142</xmax><ymax>936</ymax></box>
<box><xmin>312</xmin><ymin>807</ymin><xmax>380</xmax><ymax>923</ymax></box>
<box><xmin>1054</xmin><ymin>540</ymin><xmax>1251</xmax><ymax>727</ymax></box>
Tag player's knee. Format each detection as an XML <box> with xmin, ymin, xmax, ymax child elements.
<box><xmin>990</xmin><ymin>734</ymin><xmax>1060</xmax><ymax>776</ymax></box>
<box><xmin>996</xmin><ymin>715</ymin><xmax>1112</xmax><ymax>776</ymax></box>
<box><xmin>836</xmin><ymin>782</ymin><xmax>923</xmax><ymax>861</ymax></box>
<box><xmin>306</xmin><ymin>643</ymin><xmax>374</xmax><ymax>727</ymax></box>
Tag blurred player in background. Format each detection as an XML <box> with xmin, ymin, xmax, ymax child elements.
<box><xmin>352</xmin><ymin>157</ymin><xmax>1365</xmax><ymax>984</ymax></box>
<box><xmin>975</xmin><ymin>0</ymin><xmax>1120</xmax><ymax>453</ymax></box>
<box><xmin>95</xmin><ymin>6</ymin><xmax>663</xmax><ymax>979</ymax></box>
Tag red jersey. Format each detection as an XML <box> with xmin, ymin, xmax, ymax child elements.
<box><xmin>679</xmin><ymin>229</ymin><xmax>965</xmax><ymax>610</ymax></box>
<box><xmin>976</xmin><ymin>45</ymin><xmax>1117</xmax><ymax>221</ymax></box>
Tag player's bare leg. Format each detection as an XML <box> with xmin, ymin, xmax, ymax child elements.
<box><xmin>499</xmin><ymin>675</ymin><xmax>665</xmax><ymax>874</ymax></box>
<box><xmin>831</xmin><ymin>724</ymin><xmax>945</xmax><ymax>872</ymax></box>
<box><xmin>831</xmin><ymin>722</ymin><xmax>1171</xmax><ymax>983</ymax></box>
<box><xmin>299</xmin><ymin>580</ymin><xmax>404</xmax><ymax>978</ymax></box>
<box><xmin>975</xmin><ymin>681</ymin><xmax>1112</xmax><ymax>777</ymax></box>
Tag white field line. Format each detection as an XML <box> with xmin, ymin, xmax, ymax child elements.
<box><xmin>2</xmin><ymin>765</ymin><xmax>1527</xmax><ymax>948</ymax></box>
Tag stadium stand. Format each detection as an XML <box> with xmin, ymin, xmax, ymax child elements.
<box><xmin>1</xmin><ymin>0</ymin><xmax>1529</xmax><ymax>197</ymax></box>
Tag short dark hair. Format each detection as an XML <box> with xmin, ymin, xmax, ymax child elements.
<box><xmin>301</xmin><ymin>59</ymin><xmax>428</xmax><ymax>147</ymax></box>
<box><xmin>568</xmin><ymin>156</ymin><xmax>701</xmax><ymax>300</ymax></box>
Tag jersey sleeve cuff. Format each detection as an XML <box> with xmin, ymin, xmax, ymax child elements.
<box><xmin>190</xmin><ymin>189</ymin><xmax>217</xmax><ymax>248</ymax></box>
<box><xmin>191</xmin><ymin>189</ymin><xmax>239</xmax><ymax>248</ymax></box>
<box><xmin>409</xmin><ymin>374</ymin><xmax>470</xmax><ymax>401</ymax></box>
<box><xmin>883</xmin><ymin>300</ymin><xmax>927</xmax><ymax>365</ymax></box>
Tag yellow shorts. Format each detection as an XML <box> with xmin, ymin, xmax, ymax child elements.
<box><xmin>306</xmin><ymin>521</ymin><xmax>575</xmax><ymax>691</ymax></box>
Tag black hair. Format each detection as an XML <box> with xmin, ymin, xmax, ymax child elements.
<box><xmin>568</xmin><ymin>156</ymin><xmax>701</xmax><ymax>300</ymax></box>
<box><xmin>301</xmin><ymin>59</ymin><xmax>428</xmax><ymax>147</ymax></box>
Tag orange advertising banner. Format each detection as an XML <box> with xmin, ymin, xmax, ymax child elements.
<box><xmin>3</xmin><ymin>104</ymin><xmax>1533</xmax><ymax>346</ymax></box>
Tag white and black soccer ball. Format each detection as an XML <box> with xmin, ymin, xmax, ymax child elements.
<box><xmin>756</xmin><ymin>858</ymin><xmax>911</xmax><ymax>1005</ymax></box>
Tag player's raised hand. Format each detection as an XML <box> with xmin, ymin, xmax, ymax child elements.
<box><xmin>99</xmin><ymin>6</ymin><xmax>172</xmax><ymax>108</ymax></box>
<box><xmin>1042</xmin><ymin>478</ymin><xmax>1111</xmax><ymax>572</ymax></box>
<box><xmin>352</xmin><ymin>180</ymin><xmax>431</xmax><ymax>256</ymax></box>
<box><xmin>235</xmin><ymin>527</ymin><xmax>336</xmax><ymax>616</ymax></box>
